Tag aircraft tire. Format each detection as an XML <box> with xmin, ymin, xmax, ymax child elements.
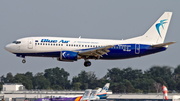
<box><xmin>84</xmin><ymin>61</ymin><xmax>91</xmax><ymax>67</ymax></box>
<box><xmin>22</xmin><ymin>59</ymin><xmax>26</xmax><ymax>63</ymax></box>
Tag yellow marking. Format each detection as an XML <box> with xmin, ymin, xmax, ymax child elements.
<box><xmin>75</xmin><ymin>96</ymin><xmax>82</xmax><ymax>101</ymax></box>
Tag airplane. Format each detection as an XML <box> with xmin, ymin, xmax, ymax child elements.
<box><xmin>4</xmin><ymin>12</ymin><xmax>175</xmax><ymax>67</ymax></box>
<box><xmin>89</xmin><ymin>90</ymin><xmax>100</xmax><ymax>100</ymax></box>
<box><xmin>80</xmin><ymin>89</ymin><xmax>92</xmax><ymax>101</ymax></box>
<box><xmin>36</xmin><ymin>83</ymin><xmax>110</xmax><ymax>101</ymax></box>
<box><xmin>62</xmin><ymin>83</ymin><xmax>110</xmax><ymax>100</ymax></box>
<box><xmin>74</xmin><ymin>83</ymin><xmax>110</xmax><ymax>101</ymax></box>
<box><xmin>36</xmin><ymin>89</ymin><xmax>91</xmax><ymax>101</ymax></box>
<box><xmin>90</xmin><ymin>83</ymin><xmax>110</xmax><ymax>100</ymax></box>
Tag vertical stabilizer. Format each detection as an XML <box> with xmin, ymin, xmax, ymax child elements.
<box><xmin>126</xmin><ymin>12</ymin><xmax>172</xmax><ymax>44</ymax></box>
<box><xmin>81</xmin><ymin>89</ymin><xmax>92</xmax><ymax>101</ymax></box>
<box><xmin>96</xmin><ymin>83</ymin><xmax>110</xmax><ymax>99</ymax></box>
<box><xmin>90</xmin><ymin>90</ymin><xmax>99</xmax><ymax>100</ymax></box>
<box><xmin>141</xmin><ymin>12</ymin><xmax>172</xmax><ymax>44</ymax></box>
<box><xmin>101</xmin><ymin>83</ymin><xmax>110</xmax><ymax>92</ymax></box>
<box><xmin>97</xmin><ymin>88</ymin><xmax>102</xmax><ymax>93</ymax></box>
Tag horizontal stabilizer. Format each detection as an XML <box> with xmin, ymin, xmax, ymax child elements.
<box><xmin>151</xmin><ymin>42</ymin><xmax>176</xmax><ymax>48</ymax></box>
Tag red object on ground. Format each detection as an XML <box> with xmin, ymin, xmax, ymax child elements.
<box><xmin>162</xmin><ymin>85</ymin><xmax>168</xmax><ymax>100</ymax></box>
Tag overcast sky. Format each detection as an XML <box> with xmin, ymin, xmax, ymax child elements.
<box><xmin>0</xmin><ymin>0</ymin><xmax>179</xmax><ymax>80</ymax></box>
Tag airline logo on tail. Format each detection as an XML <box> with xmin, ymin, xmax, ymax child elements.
<box><xmin>96</xmin><ymin>83</ymin><xmax>110</xmax><ymax>99</ymax></box>
<box><xmin>102</xmin><ymin>86</ymin><xmax>108</xmax><ymax>92</ymax></box>
<box><xmin>101</xmin><ymin>83</ymin><xmax>110</xmax><ymax>92</ymax></box>
<box><xmin>156</xmin><ymin>19</ymin><xmax>167</xmax><ymax>37</ymax></box>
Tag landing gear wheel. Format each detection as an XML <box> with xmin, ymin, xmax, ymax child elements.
<box><xmin>84</xmin><ymin>61</ymin><xmax>91</xmax><ymax>67</ymax></box>
<box><xmin>22</xmin><ymin>59</ymin><xmax>26</xmax><ymax>63</ymax></box>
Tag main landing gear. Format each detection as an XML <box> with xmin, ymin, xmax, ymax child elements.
<box><xmin>22</xmin><ymin>58</ymin><xmax>26</xmax><ymax>63</ymax></box>
<box><xmin>84</xmin><ymin>59</ymin><xmax>91</xmax><ymax>67</ymax></box>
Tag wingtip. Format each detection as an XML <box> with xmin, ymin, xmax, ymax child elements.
<box><xmin>171</xmin><ymin>41</ymin><xmax>176</xmax><ymax>44</ymax></box>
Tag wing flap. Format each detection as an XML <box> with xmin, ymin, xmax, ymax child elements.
<box><xmin>151</xmin><ymin>42</ymin><xmax>176</xmax><ymax>48</ymax></box>
<box><xmin>78</xmin><ymin>45</ymin><xmax>113</xmax><ymax>57</ymax></box>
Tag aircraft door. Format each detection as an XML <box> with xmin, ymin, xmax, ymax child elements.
<box><xmin>135</xmin><ymin>44</ymin><xmax>140</xmax><ymax>54</ymax></box>
<box><xmin>28</xmin><ymin>39</ymin><xmax>33</xmax><ymax>49</ymax></box>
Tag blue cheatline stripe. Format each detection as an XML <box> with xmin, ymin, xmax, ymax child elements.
<box><xmin>14</xmin><ymin>44</ymin><xmax>167</xmax><ymax>60</ymax></box>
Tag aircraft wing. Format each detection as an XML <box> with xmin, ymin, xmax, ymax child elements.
<box><xmin>78</xmin><ymin>45</ymin><xmax>114</xmax><ymax>58</ymax></box>
<box><xmin>151</xmin><ymin>42</ymin><xmax>176</xmax><ymax>48</ymax></box>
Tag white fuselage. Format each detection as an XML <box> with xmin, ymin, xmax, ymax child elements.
<box><xmin>5</xmin><ymin>37</ymin><xmax>134</xmax><ymax>54</ymax></box>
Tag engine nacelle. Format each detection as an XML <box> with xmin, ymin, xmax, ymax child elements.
<box><xmin>57</xmin><ymin>51</ymin><xmax>78</xmax><ymax>62</ymax></box>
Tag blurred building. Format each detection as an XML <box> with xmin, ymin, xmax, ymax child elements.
<box><xmin>2</xmin><ymin>83</ymin><xmax>25</xmax><ymax>91</ymax></box>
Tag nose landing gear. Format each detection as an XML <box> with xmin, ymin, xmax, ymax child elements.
<box><xmin>22</xmin><ymin>59</ymin><xmax>26</xmax><ymax>63</ymax></box>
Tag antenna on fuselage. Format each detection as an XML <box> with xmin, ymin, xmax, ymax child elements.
<box><xmin>79</xmin><ymin>36</ymin><xmax>81</xmax><ymax>39</ymax></box>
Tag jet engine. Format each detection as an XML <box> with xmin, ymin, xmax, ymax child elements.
<box><xmin>57</xmin><ymin>51</ymin><xmax>78</xmax><ymax>62</ymax></box>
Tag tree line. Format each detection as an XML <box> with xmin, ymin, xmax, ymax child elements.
<box><xmin>1</xmin><ymin>65</ymin><xmax>180</xmax><ymax>93</ymax></box>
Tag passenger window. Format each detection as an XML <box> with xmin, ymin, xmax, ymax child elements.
<box><xmin>66</xmin><ymin>44</ymin><xmax>68</xmax><ymax>46</ymax></box>
<box><xmin>85</xmin><ymin>45</ymin><xmax>87</xmax><ymax>47</ymax></box>
<box><xmin>61</xmin><ymin>44</ymin><xmax>63</xmax><ymax>46</ymax></box>
<box><xmin>40</xmin><ymin>43</ymin><xmax>42</xmax><ymax>45</ymax></box>
<box><xmin>35</xmin><ymin>43</ymin><xmax>37</xmax><ymax>45</ymax></box>
<box><xmin>76</xmin><ymin>45</ymin><xmax>78</xmax><ymax>47</ymax></box>
<box><xmin>82</xmin><ymin>45</ymin><xmax>84</xmax><ymax>47</ymax></box>
<box><xmin>38</xmin><ymin>43</ymin><xmax>39</xmax><ymax>45</ymax></box>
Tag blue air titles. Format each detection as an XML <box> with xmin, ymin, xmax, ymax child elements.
<box><xmin>41</xmin><ymin>39</ymin><xmax>57</xmax><ymax>43</ymax></box>
<box><xmin>41</xmin><ymin>39</ymin><xmax>70</xmax><ymax>43</ymax></box>
<box><xmin>59</xmin><ymin>40</ymin><xmax>70</xmax><ymax>43</ymax></box>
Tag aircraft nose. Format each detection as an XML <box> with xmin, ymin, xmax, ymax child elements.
<box><xmin>5</xmin><ymin>44</ymin><xmax>9</xmax><ymax>51</ymax></box>
<box><xmin>4</xmin><ymin>44</ymin><xmax>11</xmax><ymax>52</ymax></box>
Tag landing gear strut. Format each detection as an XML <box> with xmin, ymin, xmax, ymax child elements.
<box><xmin>84</xmin><ymin>60</ymin><xmax>91</xmax><ymax>67</ymax></box>
<box><xmin>22</xmin><ymin>59</ymin><xmax>26</xmax><ymax>63</ymax></box>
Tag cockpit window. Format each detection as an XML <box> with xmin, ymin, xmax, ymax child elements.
<box><xmin>12</xmin><ymin>41</ymin><xmax>21</xmax><ymax>44</ymax></box>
